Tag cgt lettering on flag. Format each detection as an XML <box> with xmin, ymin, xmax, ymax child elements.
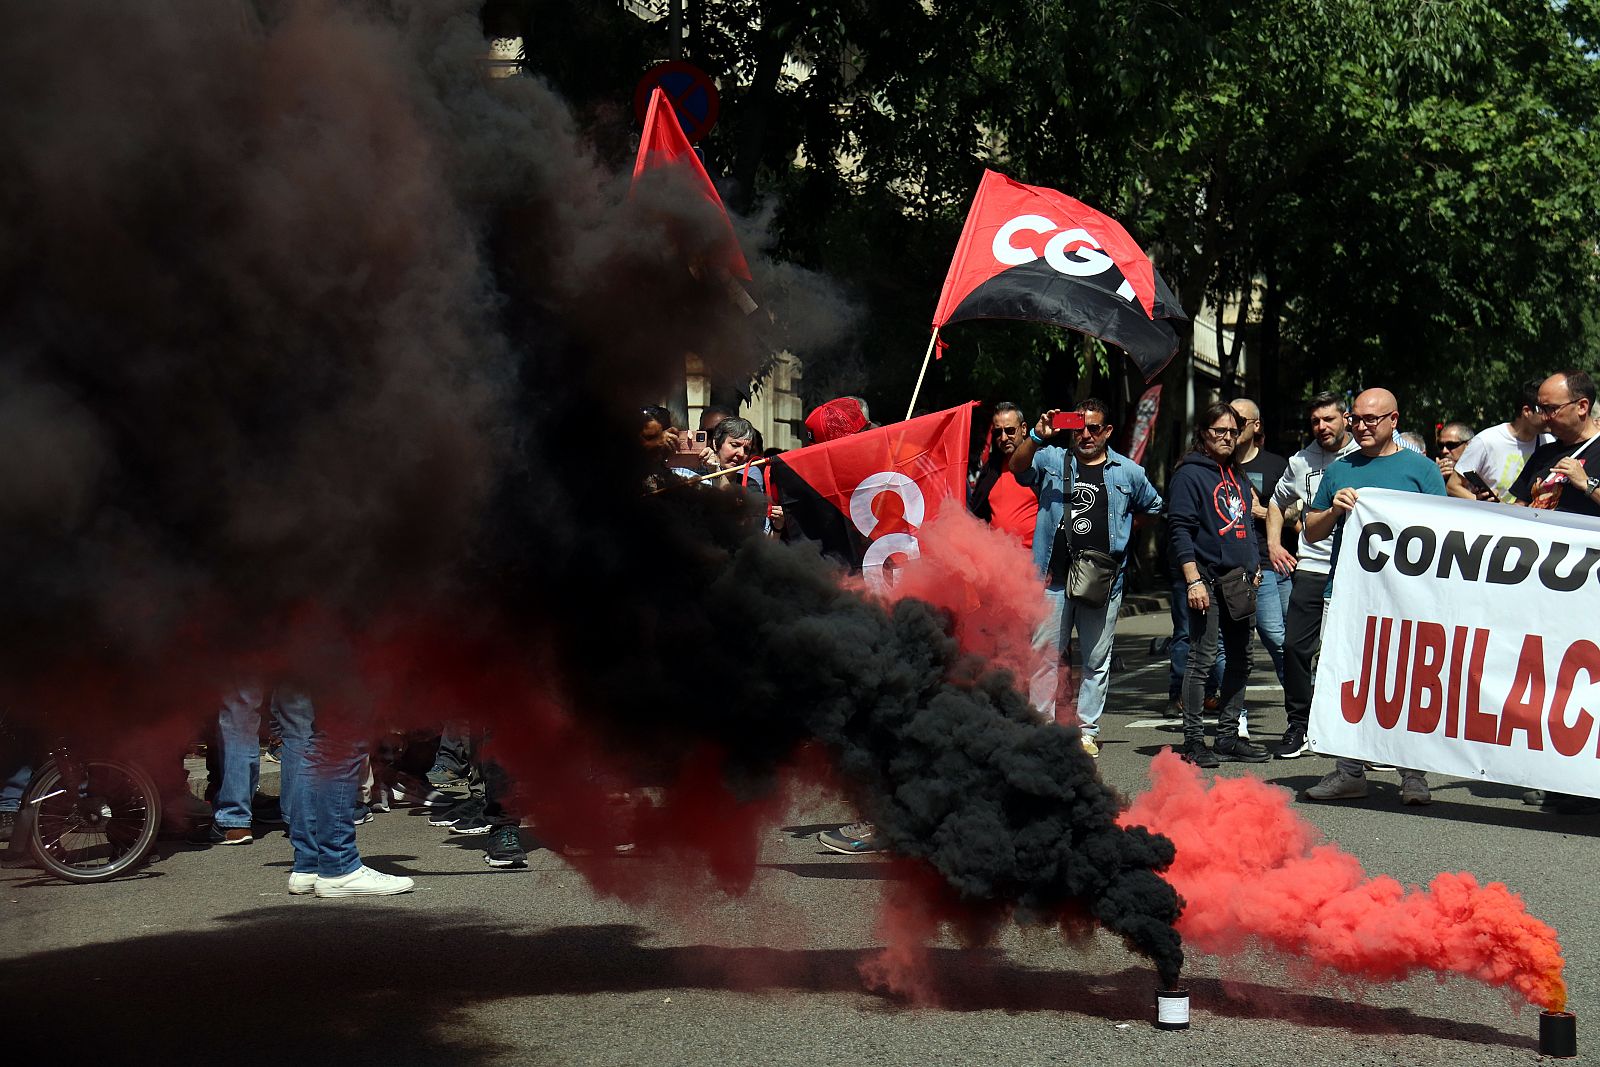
<box><xmin>991</xmin><ymin>215</ymin><xmax>1141</xmax><ymax>304</ymax></box>
<box><xmin>767</xmin><ymin>404</ymin><xmax>973</xmax><ymax>588</ymax></box>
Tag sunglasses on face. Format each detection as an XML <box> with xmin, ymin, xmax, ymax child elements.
<box><xmin>1439</xmin><ymin>439</ymin><xmax>1468</xmax><ymax>451</ymax></box>
<box><xmin>1078</xmin><ymin>423</ymin><xmax>1112</xmax><ymax>436</ymax></box>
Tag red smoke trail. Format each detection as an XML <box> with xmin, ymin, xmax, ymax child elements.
<box><xmin>1121</xmin><ymin>751</ymin><xmax>1567</xmax><ymax>1010</ymax></box>
<box><xmin>864</xmin><ymin>508</ymin><xmax>1052</xmax><ymax>706</ymax></box>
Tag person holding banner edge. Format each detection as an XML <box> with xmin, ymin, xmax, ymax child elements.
<box><xmin>1167</xmin><ymin>401</ymin><xmax>1270</xmax><ymax>767</ymax></box>
<box><xmin>1267</xmin><ymin>392</ymin><xmax>1359</xmax><ymax>759</ymax></box>
<box><xmin>1301</xmin><ymin>387</ymin><xmax>1447</xmax><ymax>805</ymax></box>
<box><xmin>1011</xmin><ymin>399</ymin><xmax>1162</xmax><ymax>757</ymax></box>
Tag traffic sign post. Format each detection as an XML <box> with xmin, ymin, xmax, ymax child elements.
<box><xmin>634</xmin><ymin>59</ymin><xmax>720</xmax><ymax>143</ymax></box>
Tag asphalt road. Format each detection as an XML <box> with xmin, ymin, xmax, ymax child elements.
<box><xmin>2</xmin><ymin>610</ymin><xmax>1593</xmax><ymax>1066</ymax></box>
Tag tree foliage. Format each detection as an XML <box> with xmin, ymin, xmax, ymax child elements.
<box><xmin>504</xmin><ymin>0</ymin><xmax>1600</xmax><ymax>432</ymax></box>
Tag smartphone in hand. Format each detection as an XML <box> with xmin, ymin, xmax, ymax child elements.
<box><xmin>1050</xmin><ymin>411</ymin><xmax>1086</xmax><ymax>431</ymax></box>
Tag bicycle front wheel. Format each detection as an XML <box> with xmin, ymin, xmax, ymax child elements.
<box><xmin>26</xmin><ymin>758</ymin><xmax>162</xmax><ymax>883</ymax></box>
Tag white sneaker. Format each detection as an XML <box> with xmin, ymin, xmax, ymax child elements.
<box><xmin>288</xmin><ymin>872</ymin><xmax>317</xmax><ymax>895</ymax></box>
<box><xmin>313</xmin><ymin>865</ymin><xmax>415</xmax><ymax>898</ymax></box>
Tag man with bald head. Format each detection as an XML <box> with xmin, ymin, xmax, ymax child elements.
<box><xmin>1509</xmin><ymin>369</ymin><xmax>1600</xmax><ymax>518</ymax></box>
<box><xmin>1301</xmin><ymin>387</ymin><xmax>1447</xmax><ymax>806</ymax></box>
<box><xmin>1231</xmin><ymin>398</ymin><xmax>1291</xmax><ymax>693</ymax></box>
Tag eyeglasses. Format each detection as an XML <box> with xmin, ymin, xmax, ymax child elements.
<box><xmin>994</xmin><ymin>425</ymin><xmax>1022</xmax><ymax>436</ymax></box>
<box><xmin>1205</xmin><ymin>426</ymin><xmax>1242</xmax><ymax>439</ymax></box>
<box><xmin>1438</xmin><ymin>439</ymin><xmax>1468</xmax><ymax>451</ymax></box>
<box><xmin>1349</xmin><ymin>411</ymin><xmax>1396</xmax><ymax>428</ymax></box>
<box><xmin>1536</xmin><ymin>399</ymin><xmax>1578</xmax><ymax>417</ymax></box>
<box><xmin>1079</xmin><ymin>423</ymin><xmax>1112</xmax><ymax>436</ymax></box>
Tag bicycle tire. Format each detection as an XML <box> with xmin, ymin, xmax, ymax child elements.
<box><xmin>25</xmin><ymin>757</ymin><xmax>162</xmax><ymax>883</ymax></box>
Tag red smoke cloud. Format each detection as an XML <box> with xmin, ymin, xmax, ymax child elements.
<box><xmin>864</xmin><ymin>507</ymin><xmax>1050</xmax><ymax>701</ymax></box>
<box><xmin>1121</xmin><ymin>751</ymin><xmax>1567</xmax><ymax>1010</ymax></box>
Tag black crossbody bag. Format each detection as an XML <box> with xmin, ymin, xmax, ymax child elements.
<box><xmin>1214</xmin><ymin>566</ymin><xmax>1258</xmax><ymax>621</ymax></box>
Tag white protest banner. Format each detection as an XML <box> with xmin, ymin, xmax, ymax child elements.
<box><xmin>1310</xmin><ymin>488</ymin><xmax>1600</xmax><ymax>798</ymax></box>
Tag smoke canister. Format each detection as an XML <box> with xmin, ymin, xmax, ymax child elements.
<box><xmin>1155</xmin><ymin>987</ymin><xmax>1189</xmax><ymax>1031</ymax></box>
<box><xmin>1539</xmin><ymin>1011</ymin><xmax>1576</xmax><ymax>1058</ymax></box>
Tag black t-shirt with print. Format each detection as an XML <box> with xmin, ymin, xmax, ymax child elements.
<box><xmin>1509</xmin><ymin>437</ymin><xmax>1600</xmax><ymax>518</ymax></box>
<box><xmin>1067</xmin><ymin>461</ymin><xmax>1111</xmax><ymax>553</ymax></box>
<box><xmin>1240</xmin><ymin>449</ymin><xmax>1291</xmax><ymax>564</ymax></box>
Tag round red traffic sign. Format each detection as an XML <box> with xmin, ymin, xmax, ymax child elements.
<box><xmin>634</xmin><ymin>60</ymin><xmax>720</xmax><ymax>143</ymax></box>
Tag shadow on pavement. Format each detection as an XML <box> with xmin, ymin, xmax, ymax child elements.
<box><xmin>0</xmin><ymin>912</ymin><xmax>1530</xmax><ymax>1062</ymax></box>
<box><xmin>758</xmin><ymin>861</ymin><xmax>899</xmax><ymax>881</ymax></box>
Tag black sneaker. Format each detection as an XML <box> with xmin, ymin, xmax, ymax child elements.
<box><xmin>450</xmin><ymin>814</ymin><xmax>494</xmax><ymax>835</ymax></box>
<box><xmin>429</xmin><ymin>796</ymin><xmax>483</xmax><ymax>827</ymax></box>
<box><xmin>1275</xmin><ymin>729</ymin><xmax>1310</xmax><ymax>759</ymax></box>
<box><xmin>1179</xmin><ymin>741</ymin><xmax>1218</xmax><ymax>768</ymax></box>
<box><xmin>484</xmin><ymin>825</ymin><xmax>528</xmax><ymax>868</ymax></box>
<box><xmin>0</xmin><ymin>811</ymin><xmax>14</xmax><ymax>844</ymax></box>
<box><xmin>1214</xmin><ymin>737</ymin><xmax>1271</xmax><ymax>763</ymax></box>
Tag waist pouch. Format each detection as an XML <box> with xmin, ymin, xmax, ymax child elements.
<box><xmin>1214</xmin><ymin>566</ymin><xmax>1257</xmax><ymax>621</ymax></box>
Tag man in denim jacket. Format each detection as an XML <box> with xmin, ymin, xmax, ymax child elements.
<box><xmin>1010</xmin><ymin>399</ymin><xmax>1163</xmax><ymax>756</ymax></box>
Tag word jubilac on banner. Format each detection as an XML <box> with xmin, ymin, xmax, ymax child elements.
<box><xmin>1310</xmin><ymin>488</ymin><xmax>1600</xmax><ymax>798</ymax></box>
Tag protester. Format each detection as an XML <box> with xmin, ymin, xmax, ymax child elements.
<box><xmin>1396</xmin><ymin>430</ymin><xmax>1428</xmax><ymax>455</ymax></box>
<box><xmin>1167</xmin><ymin>402</ymin><xmax>1268</xmax><ymax>767</ymax></box>
<box><xmin>1230</xmin><ymin>398</ymin><xmax>1290</xmax><ymax>705</ymax></box>
<box><xmin>808</xmin><ymin>396</ymin><xmax>886</xmax><ymax>855</ymax></box>
<box><xmin>1006</xmin><ymin>399</ymin><xmax>1162</xmax><ymax>757</ymax></box>
<box><xmin>699</xmin><ymin>404</ymin><xmax>735</xmax><ymax>436</ymax></box>
<box><xmin>803</xmin><ymin>397</ymin><xmax>870</xmax><ymax>444</ymax></box>
<box><xmin>1301</xmin><ymin>388</ymin><xmax>1446</xmax><ymax>805</ymax></box>
<box><xmin>1447</xmin><ymin>381</ymin><xmax>1545</xmax><ymax>502</ymax></box>
<box><xmin>969</xmin><ymin>402</ymin><xmax>1039</xmax><ymax>546</ymax></box>
<box><xmin>1508</xmin><ymin>369</ymin><xmax>1600</xmax><ymax>518</ymax></box>
<box><xmin>276</xmin><ymin>690</ymin><xmax>414</xmax><ymax>897</ymax></box>
<box><xmin>210</xmin><ymin>686</ymin><xmax>270</xmax><ymax>845</ymax></box>
<box><xmin>1266</xmin><ymin>392</ymin><xmax>1358</xmax><ymax>759</ymax></box>
<box><xmin>1433</xmin><ymin>421</ymin><xmax>1474</xmax><ymax>479</ymax></box>
<box><xmin>640</xmin><ymin>405</ymin><xmax>695</xmax><ymax>492</ymax></box>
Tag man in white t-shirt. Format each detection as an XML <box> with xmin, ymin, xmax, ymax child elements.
<box><xmin>1447</xmin><ymin>379</ymin><xmax>1546</xmax><ymax>502</ymax></box>
<box><xmin>1265</xmin><ymin>392</ymin><xmax>1358</xmax><ymax>759</ymax></box>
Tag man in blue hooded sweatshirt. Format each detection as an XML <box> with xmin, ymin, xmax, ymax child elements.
<box><xmin>1166</xmin><ymin>401</ymin><xmax>1270</xmax><ymax>767</ymax></box>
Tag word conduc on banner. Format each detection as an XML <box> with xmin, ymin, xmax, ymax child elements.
<box><xmin>1311</xmin><ymin>488</ymin><xmax>1600</xmax><ymax>798</ymax></box>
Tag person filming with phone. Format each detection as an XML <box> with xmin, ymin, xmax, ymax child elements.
<box><xmin>1010</xmin><ymin>399</ymin><xmax>1162</xmax><ymax>758</ymax></box>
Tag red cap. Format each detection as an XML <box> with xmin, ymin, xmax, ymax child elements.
<box><xmin>804</xmin><ymin>398</ymin><xmax>869</xmax><ymax>444</ymax></box>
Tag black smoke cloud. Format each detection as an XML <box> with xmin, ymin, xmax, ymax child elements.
<box><xmin>0</xmin><ymin>0</ymin><xmax>1182</xmax><ymax>985</ymax></box>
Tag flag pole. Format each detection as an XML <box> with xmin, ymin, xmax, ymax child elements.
<box><xmin>904</xmin><ymin>326</ymin><xmax>940</xmax><ymax>422</ymax></box>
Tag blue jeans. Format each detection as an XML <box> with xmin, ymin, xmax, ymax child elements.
<box><xmin>0</xmin><ymin>762</ymin><xmax>30</xmax><ymax>814</ymax></box>
<box><xmin>1168</xmin><ymin>574</ymin><xmax>1223</xmax><ymax>699</ymax></box>
<box><xmin>276</xmin><ymin>691</ymin><xmax>365</xmax><ymax>879</ymax></box>
<box><xmin>1030</xmin><ymin>583</ymin><xmax>1125</xmax><ymax>737</ymax></box>
<box><xmin>214</xmin><ymin>686</ymin><xmax>263</xmax><ymax>829</ymax></box>
<box><xmin>1183</xmin><ymin>595</ymin><xmax>1252</xmax><ymax>746</ymax></box>
<box><xmin>1253</xmin><ymin>567</ymin><xmax>1290</xmax><ymax>685</ymax></box>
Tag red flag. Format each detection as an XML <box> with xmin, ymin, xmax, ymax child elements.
<box><xmin>767</xmin><ymin>404</ymin><xmax>973</xmax><ymax>589</ymax></box>
<box><xmin>1126</xmin><ymin>384</ymin><xmax>1163</xmax><ymax>465</ymax></box>
<box><xmin>930</xmin><ymin>170</ymin><xmax>1186</xmax><ymax>380</ymax></box>
<box><xmin>631</xmin><ymin>87</ymin><xmax>752</xmax><ymax>281</ymax></box>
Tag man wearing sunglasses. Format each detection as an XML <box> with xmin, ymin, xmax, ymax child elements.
<box><xmin>1302</xmin><ymin>387</ymin><xmax>1447</xmax><ymax>806</ymax></box>
<box><xmin>970</xmin><ymin>402</ymin><xmax>1039</xmax><ymax>547</ymax></box>
<box><xmin>1508</xmin><ymin>370</ymin><xmax>1600</xmax><ymax>518</ymax></box>
<box><xmin>1433</xmin><ymin>422</ymin><xmax>1474</xmax><ymax>478</ymax></box>
<box><xmin>1011</xmin><ymin>399</ymin><xmax>1162</xmax><ymax>758</ymax></box>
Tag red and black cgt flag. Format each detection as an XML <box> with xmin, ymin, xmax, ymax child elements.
<box><xmin>768</xmin><ymin>405</ymin><xmax>972</xmax><ymax>587</ymax></box>
<box><xmin>932</xmin><ymin>170</ymin><xmax>1187</xmax><ymax>380</ymax></box>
